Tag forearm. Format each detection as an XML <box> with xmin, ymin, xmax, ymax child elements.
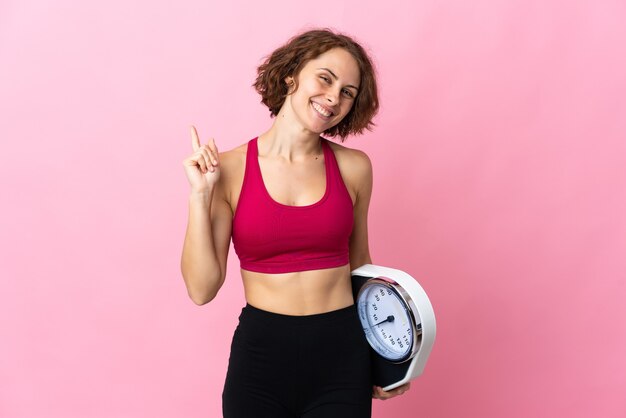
<box><xmin>180</xmin><ymin>191</ymin><xmax>223</xmax><ymax>305</ymax></box>
<box><xmin>350</xmin><ymin>260</ymin><xmax>371</xmax><ymax>272</ymax></box>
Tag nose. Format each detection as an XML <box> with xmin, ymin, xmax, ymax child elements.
<box><xmin>325</xmin><ymin>87</ymin><xmax>340</xmax><ymax>104</ymax></box>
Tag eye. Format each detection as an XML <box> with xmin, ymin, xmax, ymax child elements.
<box><xmin>319</xmin><ymin>75</ymin><xmax>331</xmax><ymax>84</ymax></box>
<box><xmin>342</xmin><ymin>89</ymin><xmax>354</xmax><ymax>98</ymax></box>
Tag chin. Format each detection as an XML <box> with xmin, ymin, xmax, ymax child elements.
<box><xmin>308</xmin><ymin>117</ymin><xmax>342</xmax><ymax>134</ymax></box>
<box><xmin>308</xmin><ymin>124</ymin><xmax>337</xmax><ymax>136</ymax></box>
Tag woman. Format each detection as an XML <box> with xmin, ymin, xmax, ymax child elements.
<box><xmin>181</xmin><ymin>28</ymin><xmax>411</xmax><ymax>417</ymax></box>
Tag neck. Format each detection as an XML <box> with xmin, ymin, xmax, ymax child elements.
<box><xmin>258</xmin><ymin>108</ymin><xmax>323</xmax><ymax>162</ymax></box>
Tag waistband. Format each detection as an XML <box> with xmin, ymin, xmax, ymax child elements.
<box><xmin>241</xmin><ymin>303</ymin><xmax>357</xmax><ymax>326</ymax></box>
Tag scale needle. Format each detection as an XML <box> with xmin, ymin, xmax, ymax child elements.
<box><xmin>373</xmin><ymin>315</ymin><xmax>395</xmax><ymax>326</ymax></box>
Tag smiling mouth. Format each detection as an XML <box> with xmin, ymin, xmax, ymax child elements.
<box><xmin>311</xmin><ymin>101</ymin><xmax>334</xmax><ymax>118</ymax></box>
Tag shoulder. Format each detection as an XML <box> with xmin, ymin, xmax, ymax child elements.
<box><xmin>328</xmin><ymin>141</ymin><xmax>372</xmax><ymax>177</ymax></box>
<box><xmin>214</xmin><ymin>140</ymin><xmax>251</xmax><ymax>205</ymax></box>
<box><xmin>219</xmin><ymin>141</ymin><xmax>248</xmax><ymax>167</ymax></box>
<box><xmin>326</xmin><ymin>139</ymin><xmax>373</xmax><ymax>197</ymax></box>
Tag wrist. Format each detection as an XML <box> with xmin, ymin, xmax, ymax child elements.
<box><xmin>189</xmin><ymin>189</ymin><xmax>213</xmax><ymax>203</ymax></box>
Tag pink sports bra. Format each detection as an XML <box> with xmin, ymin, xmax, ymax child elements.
<box><xmin>232</xmin><ymin>136</ymin><xmax>354</xmax><ymax>274</ymax></box>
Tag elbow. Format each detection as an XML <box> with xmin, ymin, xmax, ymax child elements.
<box><xmin>187</xmin><ymin>284</ymin><xmax>220</xmax><ymax>306</ymax></box>
<box><xmin>350</xmin><ymin>255</ymin><xmax>373</xmax><ymax>271</ymax></box>
<box><xmin>188</xmin><ymin>284</ymin><xmax>219</xmax><ymax>306</ymax></box>
<box><xmin>189</xmin><ymin>292</ymin><xmax>214</xmax><ymax>306</ymax></box>
<box><xmin>184</xmin><ymin>273</ymin><xmax>224</xmax><ymax>306</ymax></box>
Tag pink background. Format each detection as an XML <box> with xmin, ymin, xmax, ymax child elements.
<box><xmin>1</xmin><ymin>0</ymin><xmax>625</xmax><ymax>417</ymax></box>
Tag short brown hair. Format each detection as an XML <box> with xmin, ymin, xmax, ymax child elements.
<box><xmin>253</xmin><ymin>28</ymin><xmax>379</xmax><ymax>141</ymax></box>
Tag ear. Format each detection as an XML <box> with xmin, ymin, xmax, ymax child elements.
<box><xmin>284</xmin><ymin>76</ymin><xmax>295</xmax><ymax>94</ymax></box>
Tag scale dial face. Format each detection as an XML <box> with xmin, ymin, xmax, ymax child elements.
<box><xmin>357</xmin><ymin>279</ymin><xmax>417</xmax><ymax>363</ymax></box>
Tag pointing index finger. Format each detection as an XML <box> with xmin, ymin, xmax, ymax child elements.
<box><xmin>190</xmin><ymin>125</ymin><xmax>201</xmax><ymax>151</ymax></box>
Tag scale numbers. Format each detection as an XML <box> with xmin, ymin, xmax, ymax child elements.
<box><xmin>357</xmin><ymin>282</ymin><xmax>415</xmax><ymax>362</ymax></box>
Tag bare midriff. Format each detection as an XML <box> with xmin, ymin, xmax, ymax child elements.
<box><xmin>241</xmin><ymin>263</ymin><xmax>355</xmax><ymax>316</ymax></box>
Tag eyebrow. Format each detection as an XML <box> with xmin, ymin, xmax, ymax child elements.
<box><xmin>317</xmin><ymin>68</ymin><xmax>360</xmax><ymax>91</ymax></box>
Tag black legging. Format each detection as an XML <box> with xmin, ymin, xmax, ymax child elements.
<box><xmin>222</xmin><ymin>303</ymin><xmax>373</xmax><ymax>417</ymax></box>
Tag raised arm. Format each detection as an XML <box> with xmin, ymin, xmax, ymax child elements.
<box><xmin>180</xmin><ymin>126</ymin><xmax>232</xmax><ymax>305</ymax></box>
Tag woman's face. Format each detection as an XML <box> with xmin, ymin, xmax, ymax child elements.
<box><xmin>284</xmin><ymin>47</ymin><xmax>361</xmax><ymax>134</ymax></box>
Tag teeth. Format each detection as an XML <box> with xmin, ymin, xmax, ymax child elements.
<box><xmin>312</xmin><ymin>102</ymin><xmax>332</xmax><ymax>117</ymax></box>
